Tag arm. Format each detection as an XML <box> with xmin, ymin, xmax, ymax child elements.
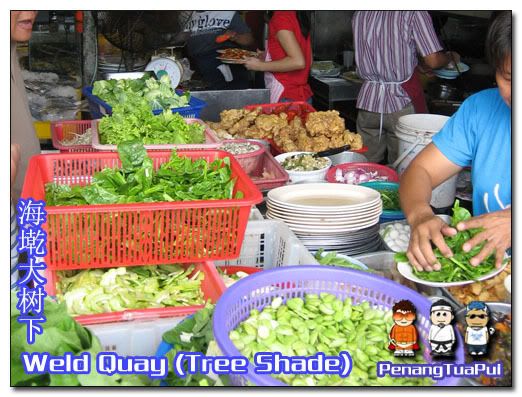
<box><xmin>244</xmin><ymin>30</ymin><xmax>306</xmax><ymax>72</ymax></box>
<box><xmin>423</xmin><ymin>51</ymin><xmax>460</xmax><ymax>70</ymax></box>
<box><xmin>399</xmin><ymin>143</ymin><xmax>462</xmax><ymax>271</ymax></box>
<box><xmin>227</xmin><ymin>31</ymin><xmax>256</xmax><ymax>49</ymax></box>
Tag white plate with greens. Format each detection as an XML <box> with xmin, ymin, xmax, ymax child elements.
<box><xmin>397</xmin><ymin>256</ymin><xmax>509</xmax><ymax>288</ymax></box>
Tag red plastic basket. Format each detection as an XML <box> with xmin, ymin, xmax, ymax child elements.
<box><xmin>247</xmin><ymin>150</ymin><xmax>289</xmax><ymax>191</ymax></box>
<box><xmin>21</xmin><ymin>150</ymin><xmax>263</xmax><ymax>270</ymax></box>
<box><xmin>51</xmin><ymin>120</ymin><xmax>97</xmax><ymax>152</ymax></box>
<box><xmin>326</xmin><ymin>162</ymin><xmax>399</xmax><ymax>184</ymax></box>
<box><xmin>45</xmin><ymin>261</ymin><xmax>226</xmax><ymax>325</ymax></box>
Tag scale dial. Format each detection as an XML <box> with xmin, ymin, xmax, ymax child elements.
<box><xmin>145</xmin><ymin>57</ymin><xmax>182</xmax><ymax>89</ymax></box>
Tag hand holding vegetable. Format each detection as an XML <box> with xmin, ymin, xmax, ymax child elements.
<box><xmin>456</xmin><ymin>208</ymin><xmax>511</xmax><ymax>268</ymax></box>
<box><xmin>407</xmin><ymin>211</ymin><xmax>456</xmax><ymax>272</ymax></box>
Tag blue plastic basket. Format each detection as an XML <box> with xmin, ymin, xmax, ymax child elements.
<box><xmin>213</xmin><ymin>265</ymin><xmax>464</xmax><ymax>386</ymax></box>
<box><xmin>82</xmin><ymin>86</ymin><xmax>207</xmax><ymax>119</ymax></box>
<box><xmin>360</xmin><ymin>181</ymin><xmax>405</xmax><ymax>222</ymax></box>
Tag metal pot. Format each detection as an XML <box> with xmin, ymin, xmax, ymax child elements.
<box><xmin>430</xmin><ymin>82</ymin><xmax>459</xmax><ymax>100</ymax></box>
<box><xmin>328</xmin><ymin>151</ymin><xmax>368</xmax><ymax>166</ymax></box>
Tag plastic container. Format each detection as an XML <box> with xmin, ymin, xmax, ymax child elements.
<box><xmin>45</xmin><ymin>261</ymin><xmax>226</xmax><ymax>325</ymax></box>
<box><xmin>83</xmin><ymin>86</ymin><xmax>207</xmax><ymax>119</ymax></box>
<box><xmin>360</xmin><ymin>181</ymin><xmax>404</xmax><ymax>222</ymax></box>
<box><xmin>213</xmin><ymin>266</ymin><xmax>464</xmax><ymax>386</ymax></box>
<box><xmin>51</xmin><ymin>120</ymin><xmax>97</xmax><ymax>152</ymax></box>
<box><xmin>215</xmin><ymin>220</ymin><xmax>318</xmax><ymax>270</ymax></box>
<box><xmin>91</xmin><ymin>118</ymin><xmax>221</xmax><ymax>151</ymax></box>
<box><xmin>88</xmin><ymin>316</ymin><xmax>185</xmax><ymax>356</ymax></box>
<box><xmin>247</xmin><ymin>151</ymin><xmax>289</xmax><ymax>192</ymax></box>
<box><xmin>219</xmin><ymin>139</ymin><xmax>265</xmax><ymax>175</ymax></box>
<box><xmin>326</xmin><ymin>162</ymin><xmax>399</xmax><ymax>184</ymax></box>
<box><xmin>22</xmin><ymin>150</ymin><xmax>263</xmax><ymax>270</ymax></box>
<box><xmin>275</xmin><ymin>152</ymin><xmax>331</xmax><ymax>183</ymax></box>
<box><xmin>394</xmin><ymin>114</ymin><xmax>457</xmax><ymax>208</ymax></box>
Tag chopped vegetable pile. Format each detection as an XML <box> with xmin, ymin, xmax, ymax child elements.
<box><xmin>56</xmin><ymin>264</ymin><xmax>205</xmax><ymax>315</ymax></box>
<box><xmin>59</xmin><ymin>128</ymin><xmax>93</xmax><ymax>146</ymax></box>
<box><xmin>218</xmin><ymin>268</ymin><xmax>251</xmax><ymax>288</ymax></box>
<box><xmin>394</xmin><ymin>200</ymin><xmax>504</xmax><ymax>282</ymax></box>
<box><xmin>92</xmin><ymin>74</ymin><xmax>190</xmax><ymax>111</ymax></box>
<box><xmin>314</xmin><ymin>249</ymin><xmax>370</xmax><ymax>272</ymax></box>
<box><xmin>98</xmin><ymin>98</ymin><xmax>205</xmax><ymax>145</ymax></box>
<box><xmin>161</xmin><ymin>304</ymin><xmax>229</xmax><ymax>386</ymax></box>
<box><xmin>11</xmin><ymin>292</ymin><xmax>149</xmax><ymax>386</ymax></box>
<box><xmin>230</xmin><ymin>293</ymin><xmax>432</xmax><ymax>386</ymax></box>
<box><xmin>380</xmin><ymin>189</ymin><xmax>401</xmax><ymax>211</ymax></box>
<box><xmin>45</xmin><ymin>141</ymin><xmax>242</xmax><ymax>206</ymax></box>
<box><xmin>335</xmin><ymin>167</ymin><xmax>390</xmax><ymax>184</ymax></box>
<box><xmin>220</xmin><ymin>141</ymin><xmax>261</xmax><ymax>155</ymax></box>
<box><xmin>281</xmin><ymin>153</ymin><xmax>329</xmax><ymax>171</ymax></box>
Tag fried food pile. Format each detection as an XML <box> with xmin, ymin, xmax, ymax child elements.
<box><xmin>207</xmin><ymin>108</ymin><xmax>363</xmax><ymax>153</ymax></box>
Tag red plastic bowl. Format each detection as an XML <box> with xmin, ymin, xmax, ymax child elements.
<box><xmin>326</xmin><ymin>162</ymin><xmax>399</xmax><ymax>184</ymax></box>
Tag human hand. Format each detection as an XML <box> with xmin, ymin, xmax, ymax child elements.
<box><xmin>446</xmin><ymin>51</ymin><xmax>461</xmax><ymax>67</ymax></box>
<box><xmin>243</xmin><ymin>57</ymin><xmax>265</xmax><ymax>71</ymax></box>
<box><xmin>456</xmin><ymin>208</ymin><xmax>511</xmax><ymax>268</ymax></box>
<box><xmin>11</xmin><ymin>143</ymin><xmax>20</xmax><ymax>185</ymax></box>
<box><xmin>407</xmin><ymin>212</ymin><xmax>457</xmax><ymax>272</ymax></box>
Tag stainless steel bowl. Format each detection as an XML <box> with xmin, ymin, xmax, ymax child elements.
<box><xmin>328</xmin><ymin>151</ymin><xmax>368</xmax><ymax>166</ymax></box>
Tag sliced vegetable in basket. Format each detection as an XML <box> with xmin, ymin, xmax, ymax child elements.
<box><xmin>230</xmin><ymin>293</ymin><xmax>432</xmax><ymax>386</ymax></box>
<box><xmin>45</xmin><ymin>141</ymin><xmax>242</xmax><ymax>206</ymax></box>
<box><xmin>394</xmin><ymin>200</ymin><xmax>505</xmax><ymax>282</ymax></box>
<box><xmin>56</xmin><ymin>264</ymin><xmax>205</xmax><ymax>315</ymax></box>
<box><xmin>217</xmin><ymin>267</ymin><xmax>251</xmax><ymax>287</ymax></box>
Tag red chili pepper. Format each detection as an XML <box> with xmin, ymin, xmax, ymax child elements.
<box><xmin>286</xmin><ymin>110</ymin><xmax>297</xmax><ymax>121</ymax></box>
<box><xmin>215</xmin><ymin>33</ymin><xmax>232</xmax><ymax>44</ymax></box>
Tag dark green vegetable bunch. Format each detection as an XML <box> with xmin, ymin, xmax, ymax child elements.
<box><xmin>160</xmin><ymin>304</ymin><xmax>229</xmax><ymax>386</ymax></box>
<box><xmin>45</xmin><ymin>142</ymin><xmax>242</xmax><ymax>206</ymax></box>
<box><xmin>394</xmin><ymin>201</ymin><xmax>505</xmax><ymax>282</ymax></box>
<box><xmin>380</xmin><ymin>189</ymin><xmax>401</xmax><ymax>211</ymax></box>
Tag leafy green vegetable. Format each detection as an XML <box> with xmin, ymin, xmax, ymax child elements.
<box><xmin>314</xmin><ymin>248</ymin><xmax>370</xmax><ymax>272</ymax></box>
<box><xmin>380</xmin><ymin>189</ymin><xmax>401</xmax><ymax>211</ymax></box>
<box><xmin>98</xmin><ymin>97</ymin><xmax>205</xmax><ymax>145</ymax></box>
<box><xmin>45</xmin><ymin>142</ymin><xmax>241</xmax><ymax>206</ymax></box>
<box><xmin>394</xmin><ymin>200</ymin><xmax>506</xmax><ymax>282</ymax></box>
<box><xmin>56</xmin><ymin>265</ymin><xmax>205</xmax><ymax>315</ymax></box>
<box><xmin>92</xmin><ymin>75</ymin><xmax>189</xmax><ymax>111</ymax></box>
<box><xmin>10</xmin><ymin>292</ymin><xmax>149</xmax><ymax>386</ymax></box>
<box><xmin>231</xmin><ymin>294</ymin><xmax>432</xmax><ymax>386</ymax></box>
<box><xmin>160</xmin><ymin>304</ymin><xmax>230</xmax><ymax>386</ymax></box>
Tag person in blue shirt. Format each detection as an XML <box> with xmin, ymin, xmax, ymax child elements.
<box><xmin>399</xmin><ymin>11</ymin><xmax>511</xmax><ymax>272</ymax></box>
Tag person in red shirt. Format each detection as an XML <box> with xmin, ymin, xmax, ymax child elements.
<box><xmin>243</xmin><ymin>11</ymin><xmax>313</xmax><ymax>103</ymax></box>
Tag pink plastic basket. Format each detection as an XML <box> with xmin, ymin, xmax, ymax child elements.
<box><xmin>326</xmin><ymin>162</ymin><xmax>399</xmax><ymax>184</ymax></box>
<box><xmin>51</xmin><ymin>120</ymin><xmax>97</xmax><ymax>152</ymax></box>
<box><xmin>219</xmin><ymin>139</ymin><xmax>265</xmax><ymax>175</ymax></box>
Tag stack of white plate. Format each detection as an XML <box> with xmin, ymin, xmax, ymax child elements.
<box><xmin>266</xmin><ymin>183</ymin><xmax>384</xmax><ymax>255</ymax></box>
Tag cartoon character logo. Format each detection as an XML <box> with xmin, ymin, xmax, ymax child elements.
<box><xmin>388</xmin><ymin>300</ymin><xmax>419</xmax><ymax>357</ymax></box>
<box><xmin>464</xmin><ymin>301</ymin><xmax>495</xmax><ymax>357</ymax></box>
<box><xmin>429</xmin><ymin>299</ymin><xmax>456</xmax><ymax>358</ymax></box>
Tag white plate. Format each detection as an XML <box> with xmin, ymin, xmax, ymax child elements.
<box><xmin>266</xmin><ymin>199</ymin><xmax>382</xmax><ymax>215</ymax></box>
<box><xmin>267</xmin><ymin>184</ymin><xmax>381</xmax><ymax>211</ymax></box>
<box><xmin>277</xmin><ymin>218</ymin><xmax>380</xmax><ymax>233</ymax></box>
<box><xmin>266</xmin><ymin>214</ymin><xmax>381</xmax><ymax>229</ymax></box>
<box><xmin>267</xmin><ymin>196</ymin><xmax>382</xmax><ymax>212</ymax></box>
<box><xmin>396</xmin><ymin>258</ymin><xmax>509</xmax><ymax>288</ymax></box>
<box><xmin>266</xmin><ymin>207</ymin><xmax>383</xmax><ymax>224</ymax></box>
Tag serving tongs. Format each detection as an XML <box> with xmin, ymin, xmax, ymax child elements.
<box><xmin>313</xmin><ymin>144</ymin><xmax>352</xmax><ymax>158</ymax></box>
